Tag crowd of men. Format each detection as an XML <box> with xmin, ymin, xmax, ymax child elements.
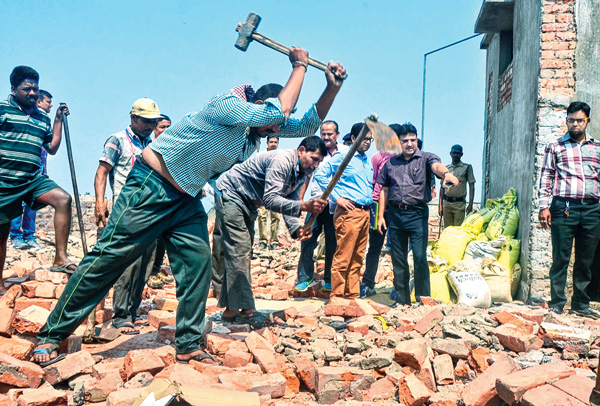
<box><xmin>0</xmin><ymin>55</ymin><xmax>597</xmax><ymax>367</ymax></box>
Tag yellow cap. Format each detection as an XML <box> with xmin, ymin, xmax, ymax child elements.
<box><xmin>130</xmin><ymin>98</ymin><xmax>161</xmax><ymax>119</ymax></box>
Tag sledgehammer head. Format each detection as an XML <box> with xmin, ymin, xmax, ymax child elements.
<box><xmin>235</xmin><ymin>12</ymin><xmax>261</xmax><ymax>51</ymax></box>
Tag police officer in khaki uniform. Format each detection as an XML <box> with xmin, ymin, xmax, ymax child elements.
<box><xmin>439</xmin><ymin>144</ymin><xmax>475</xmax><ymax>227</ymax></box>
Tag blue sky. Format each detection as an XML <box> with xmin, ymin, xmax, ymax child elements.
<box><xmin>2</xmin><ymin>0</ymin><xmax>486</xmax><ymax>200</ymax></box>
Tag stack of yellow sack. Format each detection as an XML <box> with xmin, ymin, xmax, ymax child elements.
<box><xmin>430</xmin><ymin>188</ymin><xmax>523</xmax><ymax>306</ymax></box>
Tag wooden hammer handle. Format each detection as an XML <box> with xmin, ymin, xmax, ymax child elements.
<box><xmin>303</xmin><ymin>124</ymin><xmax>370</xmax><ymax>232</ymax></box>
<box><xmin>251</xmin><ymin>32</ymin><xmax>345</xmax><ymax>77</ymax></box>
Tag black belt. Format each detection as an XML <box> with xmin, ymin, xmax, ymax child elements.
<box><xmin>554</xmin><ymin>196</ymin><xmax>600</xmax><ymax>205</ymax></box>
<box><xmin>351</xmin><ymin>202</ymin><xmax>370</xmax><ymax>210</ymax></box>
<box><xmin>443</xmin><ymin>196</ymin><xmax>465</xmax><ymax>203</ymax></box>
<box><xmin>389</xmin><ymin>202</ymin><xmax>426</xmax><ymax>211</ymax></box>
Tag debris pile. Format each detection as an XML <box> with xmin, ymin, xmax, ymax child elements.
<box><xmin>1</xmin><ymin>242</ymin><xmax>599</xmax><ymax>406</ymax></box>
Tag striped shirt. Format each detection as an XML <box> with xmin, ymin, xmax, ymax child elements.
<box><xmin>217</xmin><ymin>149</ymin><xmax>307</xmax><ymax>235</ymax></box>
<box><xmin>539</xmin><ymin>132</ymin><xmax>600</xmax><ymax>209</ymax></box>
<box><xmin>100</xmin><ymin>126</ymin><xmax>152</xmax><ymax>201</ymax></box>
<box><xmin>150</xmin><ymin>90</ymin><xmax>322</xmax><ymax>197</ymax></box>
<box><xmin>0</xmin><ymin>95</ymin><xmax>52</xmax><ymax>182</ymax></box>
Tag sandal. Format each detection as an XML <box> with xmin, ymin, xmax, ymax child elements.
<box><xmin>49</xmin><ymin>262</ymin><xmax>77</xmax><ymax>275</ymax></box>
<box><xmin>176</xmin><ymin>349</ymin><xmax>214</xmax><ymax>364</ymax></box>
<box><xmin>133</xmin><ymin>315</ymin><xmax>149</xmax><ymax>327</ymax></box>
<box><xmin>237</xmin><ymin>312</ymin><xmax>272</xmax><ymax>329</ymax></box>
<box><xmin>112</xmin><ymin>321</ymin><xmax>139</xmax><ymax>335</ymax></box>
<box><xmin>33</xmin><ymin>343</ymin><xmax>67</xmax><ymax>367</ymax></box>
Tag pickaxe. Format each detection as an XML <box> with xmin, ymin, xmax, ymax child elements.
<box><xmin>303</xmin><ymin>115</ymin><xmax>398</xmax><ymax>232</ymax></box>
<box><xmin>235</xmin><ymin>12</ymin><xmax>348</xmax><ymax>79</ymax></box>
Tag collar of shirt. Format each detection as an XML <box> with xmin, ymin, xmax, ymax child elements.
<box><xmin>7</xmin><ymin>94</ymin><xmax>38</xmax><ymax>114</ymax></box>
<box><xmin>126</xmin><ymin>126</ymin><xmax>149</xmax><ymax>148</ymax></box>
<box><xmin>562</xmin><ymin>132</ymin><xmax>594</xmax><ymax>144</ymax></box>
<box><xmin>396</xmin><ymin>149</ymin><xmax>423</xmax><ymax>162</ymax></box>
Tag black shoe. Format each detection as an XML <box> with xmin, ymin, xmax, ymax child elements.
<box><xmin>548</xmin><ymin>307</ymin><xmax>564</xmax><ymax>315</ymax></box>
<box><xmin>570</xmin><ymin>308</ymin><xmax>600</xmax><ymax>320</ymax></box>
<box><xmin>258</xmin><ymin>241</ymin><xmax>268</xmax><ymax>249</ymax></box>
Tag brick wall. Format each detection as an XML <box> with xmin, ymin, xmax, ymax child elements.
<box><xmin>36</xmin><ymin>195</ymin><xmax>106</xmax><ymax>234</ymax></box>
<box><xmin>527</xmin><ymin>0</ymin><xmax>577</xmax><ymax>299</ymax></box>
<box><xmin>497</xmin><ymin>61</ymin><xmax>513</xmax><ymax>112</ymax></box>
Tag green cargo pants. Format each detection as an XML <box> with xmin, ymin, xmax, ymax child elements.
<box><xmin>37</xmin><ymin>161</ymin><xmax>211</xmax><ymax>354</ymax></box>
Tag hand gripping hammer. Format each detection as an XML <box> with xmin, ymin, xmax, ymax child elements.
<box><xmin>235</xmin><ymin>12</ymin><xmax>348</xmax><ymax>79</ymax></box>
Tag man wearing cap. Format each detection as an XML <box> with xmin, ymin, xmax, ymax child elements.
<box><xmin>34</xmin><ymin>48</ymin><xmax>346</xmax><ymax>365</ymax></box>
<box><xmin>438</xmin><ymin>144</ymin><xmax>475</xmax><ymax>227</ymax></box>
<box><xmin>93</xmin><ymin>98</ymin><xmax>162</xmax><ymax>334</ymax></box>
<box><xmin>342</xmin><ymin>132</ymin><xmax>352</xmax><ymax>147</ymax></box>
<box><xmin>295</xmin><ymin>120</ymin><xmax>348</xmax><ymax>293</ymax></box>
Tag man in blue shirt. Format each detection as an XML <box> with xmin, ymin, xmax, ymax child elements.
<box><xmin>34</xmin><ymin>48</ymin><xmax>346</xmax><ymax>366</ymax></box>
<box><xmin>314</xmin><ymin>123</ymin><xmax>374</xmax><ymax>298</ymax></box>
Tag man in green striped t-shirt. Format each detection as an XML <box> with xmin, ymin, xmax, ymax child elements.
<box><xmin>0</xmin><ymin>66</ymin><xmax>74</xmax><ymax>295</ymax></box>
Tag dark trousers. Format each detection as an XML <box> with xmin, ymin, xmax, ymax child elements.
<box><xmin>388</xmin><ymin>205</ymin><xmax>430</xmax><ymax>305</ymax></box>
<box><xmin>213</xmin><ymin>192</ymin><xmax>257</xmax><ymax>310</ymax></box>
<box><xmin>587</xmin><ymin>241</ymin><xmax>600</xmax><ymax>301</ymax></box>
<box><xmin>297</xmin><ymin>208</ymin><xmax>336</xmax><ymax>284</ymax></box>
<box><xmin>151</xmin><ymin>238</ymin><xmax>166</xmax><ymax>276</ymax></box>
<box><xmin>10</xmin><ymin>202</ymin><xmax>37</xmax><ymax>240</ymax></box>
<box><xmin>362</xmin><ymin>210</ymin><xmax>389</xmax><ymax>289</ymax></box>
<box><xmin>37</xmin><ymin>162</ymin><xmax>211</xmax><ymax>354</ymax></box>
<box><xmin>549</xmin><ymin>199</ymin><xmax>600</xmax><ymax>311</ymax></box>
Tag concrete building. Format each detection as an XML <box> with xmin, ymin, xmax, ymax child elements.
<box><xmin>475</xmin><ymin>0</ymin><xmax>600</xmax><ymax>299</ymax></box>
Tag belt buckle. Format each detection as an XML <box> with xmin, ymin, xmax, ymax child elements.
<box><xmin>399</xmin><ymin>204</ymin><xmax>409</xmax><ymax>210</ymax></box>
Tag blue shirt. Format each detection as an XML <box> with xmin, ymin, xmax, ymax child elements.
<box><xmin>314</xmin><ymin>151</ymin><xmax>374</xmax><ymax>206</ymax></box>
<box><xmin>150</xmin><ymin>91</ymin><xmax>322</xmax><ymax>197</ymax></box>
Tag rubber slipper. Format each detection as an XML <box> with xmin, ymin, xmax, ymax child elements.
<box><xmin>112</xmin><ymin>321</ymin><xmax>139</xmax><ymax>335</ymax></box>
<box><xmin>33</xmin><ymin>343</ymin><xmax>67</xmax><ymax>367</ymax></box>
<box><xmin>237</xmin><ymin>312</ymin><xmax>271</xmax><ymax>329</ymax></box>
<box><xmin>133</xmin><ymin>317</ymin><xmax>149</xmax><ymax>327</ymax></box>
<box><xmin>176</xmin><ymin>349</ymin><xmax>214</xmax><ymax>364</ymax></box>
<box><xmin>49</xmin><ymin>262</ymin><xmax>77</xmax><ymax>275</ymax></box>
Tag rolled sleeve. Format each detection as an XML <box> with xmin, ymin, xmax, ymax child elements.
<box><xmin>278</xmin><ymin>104</ymin><xmax>322</xmax><ymax>139</ymax></box>
<box><xmin>538</xmin><ymin>144</ymin><xmax>556</xmax><ymax>209</ymax></box>
<box><xmin>100</xmin><ymin>136</ymin><xmax>121</xmax><ymax>168</ymax></box>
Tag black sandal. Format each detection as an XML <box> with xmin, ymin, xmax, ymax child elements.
<box><xmin>176</xmin><ymin>349</ymin><xmax>214</xmax><ymax>364</ymax></box>
<box><xmin>33</xmin><ymin>343</ymin><xmax>67</xmax><ymax>367</ymax></box>
<box><xmin>112</xmin><ymin>321</ymin><xmax>139</xmax><ymax>335</ymax></box>
<box><xmin>237</xmin><ymin>312</ymin><xmax>271</xmax><ymax>329</ymax></box>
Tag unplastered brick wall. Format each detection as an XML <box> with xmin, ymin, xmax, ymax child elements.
<box><xmin>497</xmin><ymin>61</ymin><xmax>513</xmax><ymax>112</ymax></box>
<box><xmin>527</xmin><ymin>0</ymin><xmax>576</xmax><ymax>299</ymax></box>
<box><xmin>35</xmin><ymin>195</ymin><xmax>108</xmax><ymax>234</ymax></box>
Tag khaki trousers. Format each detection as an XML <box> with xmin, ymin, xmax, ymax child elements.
<box><xmin>330</xmin><ymin>206</ymin><xmax>370</xmax><ymax>298</ymax></box>
<box><xmin>257</xmin><ymin>206</ymin><xmax>279</xmax><ymax>244</ymax></box>
<box><xmin>442</xmin><ymin>200</ymin><xmax>466</xmax><ymax>227</ymax></box>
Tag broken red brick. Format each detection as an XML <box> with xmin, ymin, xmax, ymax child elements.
<box><xmin>206</xmin><ymin>333</ymin><xmax>235</xmax><ymax>356</ymax></box>
<box><xmin>491</xmin><ymin>324</ymin><xmax>544</xmax><ymax>353</ymax></box>
<box><xmin>496</xmin><ymin>362</ymin><xmax>575</xmax><ymax>404</ymax></box>
<box><xmin>152</xmin><ymin>345</ymin><xmax>176</xmax><ymax>366</ymax></box>
<box><xmin>92</xmin><ymin>359</ymin><xmax>124</xmax><ymax>382</ymax></box>
<box><xmin>413</xmin><ymin>307</ymin><xmax>444</xmax><ymax>335</ymax></box>
<box><xmin>121</xmin><ymin>349</ymin><xmax>165</xmax><ymax>381</ymax></box>
<box><xmin>0</xmin><ymin>353</ymin><xmax>43</xmax><ymax>388</ymax></box>
<box><xmin>43</xmin><ymin>350</ymin><xmax>95</xmax><ymax>385</ymax></box>
<box><xmin>520</xmin><ymin>384</ymin><xmax>586</xmax><ymax>406</ymax></box>
<box><xmin>294</xmin><ymin>357</ymin><xmax>317</xmax><ymax>393</ymax></box>
<box><xmin>397</xmin><ymin>373</ymin><xmax>433</xmax><ymax>406</ymax></box>
<box><xmin>468</xmin><ymin>347</ymin><xmax>491</xmax><ymax>374</ymax></box>
<box><xmin>12</xmin><ymin>305</ymin><xmax>50</xmax><ymax>336</ymax></box>
<box><xmin>85</xmin><ymin>374</ymin><xmax>123</xmax><ymax>402</ymax></box>
<box><xmin>19</xmin><ymin>281</ymin><xmax>38</xmax><ymax>299</ymax></box>
<box><xmin>462</xmin><ymin>354</ymin><xmax>520</xmax><ymax>406</ymax></box>
<box><xmin>147</xmin><ymin>310</ymin><xmax>175</xmax><ymax>329</ymax></box>
<box><xmin>491</xmin><ymin>311</ymin><xmax>535</xmax><ymax>334</ymax></box>
<box><xmin>223</xmin><ymin>349</ymin><xmax>253</xmax><ymax>368</ymax></box>
<box><xmin>353</xmin><ymin>298</ymin><xmax>378</xmax><ymax>316</ymax></box>
<box><xmin>57</xmin><ymin>335</ymin><xmax>81</xmax><ymax>355</ymax></box>
<box><xmin>539</xmin><ymin>322</ymin><xmax>591</xmax><ymax>355</ymax></box>
<box><xmin>153</xmin><ymin>297</ymin><xmax>178</xmax><ymax>311</ymax></box>
<box><xmin>105</xmin><ymin>387</ymin><xmax>146</xmax><ymax>406</ymax></box>
<box><xmin>323</xmin><ymin>297</ymin><xmax>359</xmax><ymax>317</ymax></box>
<box><xmin>0</xmin><ymin>336</ymin><xmax>33</xmax><ymax>360</ymax></box>
<box><xmin>394</xmin><ymin>338</ymin><xmax>429</xmax><ymax>370</ymax></box>
<box><xmin>13</xmin><ymin>298</ymin><xmax>55</xmax><ymax>312</ymax></box>
<box><xmin>282</xmin><ymin>368</ymin><xmax>300</xmax><ymax>394</ymax></box>
<box><xmin>0</xmin><ymin>285</ymin><xmax>22</xmax><ymax>308</ymax></box>
<box><xmin>16</xmin><ymin>387</ymin><xmax>67</xmax><ymax>406</ymax></box>
<box><xmin>346</xmin><ymin>321</ymin><xmax>369</xmax><ymax>336</ymax></box>
<box><xmin>154</xmin><ymin>362</ymin><xmax>213</xmax><ymax>386</ymax></box>
<box><xmin>551</xmin><ymin>374</ymin><xmax>595</xmax><ymax>404</ymax></box>
<box><xmin>363</xmin><ymin>376</ymin><xmax>397</xmax><ymax>402</ymax></box>
<box><xmin>432</xmin><ymin>354</ymin><xmax>455</xmax><ymax>385</ymax></box>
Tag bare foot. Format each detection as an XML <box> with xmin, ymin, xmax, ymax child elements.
<box><xmin>33</xmin><ymin>343</ymin><xmax>57</xmax><ymax>364</ymax></box>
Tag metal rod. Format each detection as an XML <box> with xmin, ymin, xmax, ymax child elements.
<box><xmin>420</xmin><ymin>33</ymin><xmax>482</xmax><ymax>144</ymax></box>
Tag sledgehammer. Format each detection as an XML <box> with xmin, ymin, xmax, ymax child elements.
<box><xmin>235</xmin><ymin>12</ymin><xmax>348</xmax><ymax>79</ymax></box>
